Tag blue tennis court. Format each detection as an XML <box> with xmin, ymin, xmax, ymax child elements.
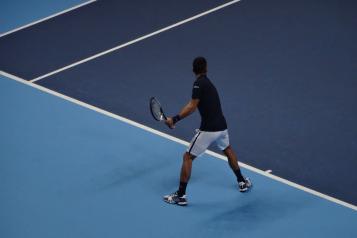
<box><xmin>1</xmin><ymin>0</ymin><xmax>356</xmax><ymax>237</ymax></box>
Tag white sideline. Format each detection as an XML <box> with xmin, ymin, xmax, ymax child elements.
<box><xmin>30</xmin><ymin>0</ymin><xmax>242</xmax><ymax>83</ymax></box>
<box><xmin>0</xmin><ymin>0</ymin><xmax>97</xmax><ymax>38</ymax></box>
<box><xmin>1</xmin><ymin>70</ymin><xmax>356</xmax><ymax>212</ymax></box>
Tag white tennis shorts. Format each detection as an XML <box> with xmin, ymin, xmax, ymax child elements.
<box><xmin>187</xmin><ymin>129</ymin><xmax>230</xmax><ymax>157</ymax></box>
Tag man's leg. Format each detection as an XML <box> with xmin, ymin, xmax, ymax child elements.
<box><xmin>223</xmin><ymin>145</ymin><xmax>245</xmax><ymax>182</ymax></box>
<box><xmin>163</xmin><ymin>152</ymin><xmax>196</xmax><ymax>206</ymax></box>
<box><xmin>177</xmin><ymin>152</ymin><xmax>196</xmax><ymax>197</ymax></box>
<box><xmin>164</xmin><ymin>130</ymin><xmax>212</xmax><ymax>205</ymax></box>
<box><xmin>223</xmin><ymin>145</ymin><xmax>252</xmax><ymax>192</ymax></box>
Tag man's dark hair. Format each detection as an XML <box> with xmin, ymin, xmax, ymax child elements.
<box><xmin>192</xmin><ymin>57</ymin><xmax>207</xmax><ymax>75</ymax></box>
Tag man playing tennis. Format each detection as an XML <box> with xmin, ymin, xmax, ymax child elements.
<box><xmin>164</xmin><ymin>57</ymin><xmax>252</xmax><ymax>206</ymax></box>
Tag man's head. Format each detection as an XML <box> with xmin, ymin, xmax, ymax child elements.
<box><xmin>192</xmin><ymin>57</ymin><xmax>207</xmax><ymax>75</ymax></box>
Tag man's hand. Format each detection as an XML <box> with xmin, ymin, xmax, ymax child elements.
<box><xmin>165</xmin><ymin>117</ymin><xmax>175</xmax><ymax>129</ymax></box>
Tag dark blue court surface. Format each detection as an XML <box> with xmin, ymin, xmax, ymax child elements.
<box><xmin>0</xmin><ymin>0</ymin><xmax>232</xmax><ymax>79</ymax></box>
<box><xmin>1</xmin><ymin>0</ymin><xmax>357</xmax><ymax>237</ymax></box>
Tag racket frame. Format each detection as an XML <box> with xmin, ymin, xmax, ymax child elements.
<box><xmin>149</xmin><ymin>97</ymin><xmax>167</xmax><ymax>121</ymax></box>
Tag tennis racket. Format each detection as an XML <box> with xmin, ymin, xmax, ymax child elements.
<box><xmin>149</xmin><ymin>97</ymin><xmax>167</xmax><ymax>121</ymax></box>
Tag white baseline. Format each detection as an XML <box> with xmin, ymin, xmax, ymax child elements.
<box><xmin>1</xmin><ymin>70</ymin><xmax>356</xmax><ymax>212</ymax></box>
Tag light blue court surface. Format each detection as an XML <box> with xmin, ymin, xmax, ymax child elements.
<box><xmin>1</xmin><ymin>76</ymin><xmax>357</xmax><ymax>238</ymax></box>
<box><xmin>0</xmin><ymin>0</ymin><xmax>87</xmax><ymax>34</ymax></box>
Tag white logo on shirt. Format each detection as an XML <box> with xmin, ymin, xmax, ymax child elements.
<box><xmin>193</xmin><ymin>86</ymin><xmax>200</xmax><ymax>89</ymax></box>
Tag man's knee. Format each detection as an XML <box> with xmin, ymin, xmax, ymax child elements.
<box><xmin>223</xmin><ymin>145</ymin><xmax>232</xmax><ymax>154</ymax></box>
<box><xmin>183</xmin><ymin>152</ymin><xmax>196</xmax><ymax>161</ymax></box>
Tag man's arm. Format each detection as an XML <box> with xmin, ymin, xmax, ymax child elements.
<box><xmin>165</xmin><ymin>99</ymin><xmax>199</xmax><ymax>129</ymax></box>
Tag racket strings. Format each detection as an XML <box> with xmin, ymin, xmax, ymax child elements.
<box><xmin>150</xmin><ymin>98</ymin><xmax>164</xmax><ymax>121</ymax></box>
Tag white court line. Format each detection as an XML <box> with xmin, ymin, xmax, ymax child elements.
<box><xmin>0</xmin><ymin>0</ymin><xmax>97</xmax><ymax>38</ymax></box>
<box><xmin>30</xmin><ymin>0</ymin><xmax>242</xmax><ymax>83</ymax></box>
<box><xmin>1</xmin><ymin>70</ymin><xmax>356</xmax><ymax>212</ymax></box>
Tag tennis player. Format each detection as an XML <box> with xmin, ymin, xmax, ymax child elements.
<box><xmin>163</xmin><ymin>57</ymin><xmax>252</xmax><ymax>206</ymax></box>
